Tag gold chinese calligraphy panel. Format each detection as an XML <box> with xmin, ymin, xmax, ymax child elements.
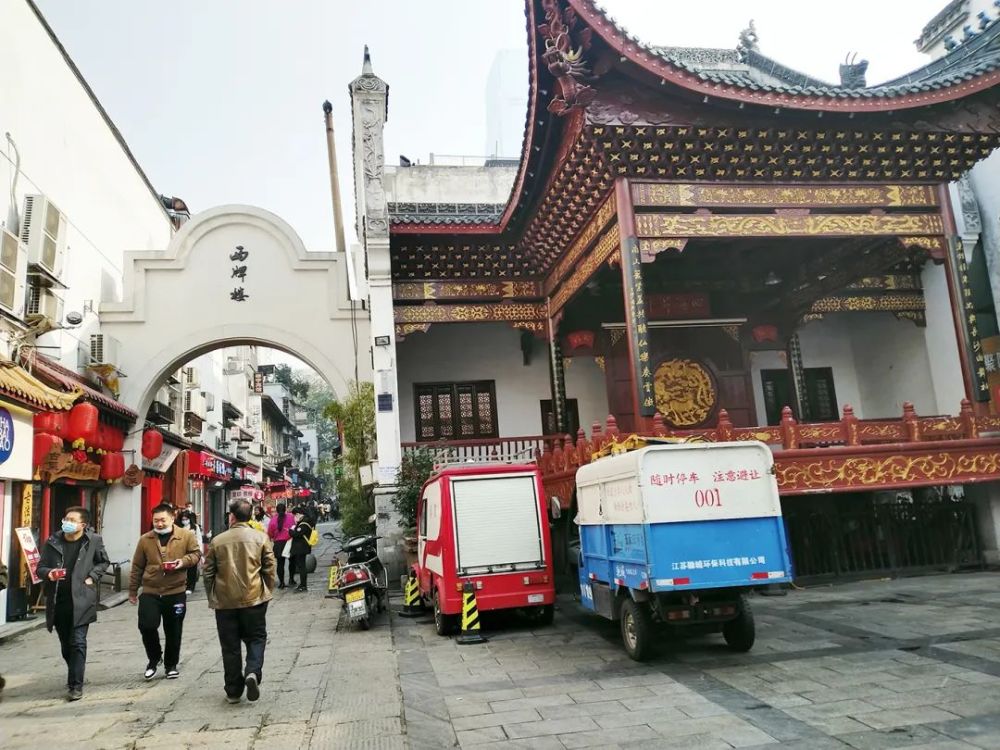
<box><xmin>635</xmin><ymin>213</ymin><xmax>945</xmax><ymax>238</ymax></box>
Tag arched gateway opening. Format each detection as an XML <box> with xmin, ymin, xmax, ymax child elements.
<box><xmin>98</xmin><ymin>205</ymin><xmax>369</xmax><ymax>560</ymax></box>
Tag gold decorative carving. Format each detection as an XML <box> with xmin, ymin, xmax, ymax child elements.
<box><xmin>654</xmin><ymin>358</ymin><xmax>717</xmax><ymax>428</ymax></box>
<box><xmin>776</xmin><ymin>451</ymin><xmax>1000</xmax><ymax>490</ymax></box>
<box><xmin>635</xmin><ymin>213</ymin><xmax>945</xmax><ymax>238</ymax></box>
<box><xmin>395</xmin><ymin>323</ymin><xmax>431</xmax><ymax>339</ymax></box>
<box><xmin>392</xmin><ymin>281</ymin><xmax>542</xmax><ymax>302</ymax></box>
<box><xmin>546</xmin><ymin>192</ymin><xmax>617</xmax><ymax>294</ymax></box>
<box><xmin>594</xmin><ymin>356</ymin><xmax>605</xmax><ymax>372</ymax></box>
<box><xmin>721</xmin><ymin>325</ymin><xmax>741</xmax><ymax>342</ymax></box>
<box><xmin>609</xmin><ymin>328</ymin><xmax>626</xmax><ymax>347</ymax></box>
<box><xmin>631</xmin><ymin>183</ymin><xmax>938</xmax><ymax>208</ymax></box>
<box><xmin>550</xmin><ymin>224</ymin><xmax>621</xmax><ymax>314</ymax></box>
<box><xmin>394</xmin><ymin>302</ymin><xmax>547</xmax><ymax>325</ymax></box>
<box><xmin>810</xmin><ymin>293</ymin><xmax>925</xmax><ymax>314</ymax></box>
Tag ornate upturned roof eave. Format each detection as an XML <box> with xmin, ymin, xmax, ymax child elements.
<box><xmin>0</xmin><ymin>360</ymin><xmax>80</xmax><ymax>412</ymax></box>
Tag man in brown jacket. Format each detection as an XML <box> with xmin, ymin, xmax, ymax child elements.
<box><xmin>129</xmin><ymin>503</ymin><xmax>201</xmax><ymax>680</ymax></box>
<box><xmin>203</xmin><ymin>498</ymin><xmax>275</xmax><ymax>704</ymax></box>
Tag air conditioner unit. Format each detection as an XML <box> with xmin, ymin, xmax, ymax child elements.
<box><xmin>219</xmin><ymin>427</ymin><xmax>231</xmax><ymax>444</ymax></box>
<box><xmin>0</xmin><ymin>228</ymin><xmax>27</xmax><ymax>317</ymax></box>
<box><xmin>26</xmin><ymin>282</ymin><xmax>63</xmax><ymax>323</ymax></box>
<box><xmin>184</xmin><ymin>389</ymin><xmax>207</xmax><ymax>419</ymax></box>
<box><xmin>89</xmin><ymin>333</ymin><xmax>121</xmax><ymax>367</ymax></box>
<box><xmin>21</xmin><ymin>195</ymin><xmax>66</xmax><ymax>277</ymax></box>
<box><xmin>224</xmin><ymin>357</ymin><xmax>243</xmax><ymax>375</ymax></box>
<box><xmin>182</xmin><ymin>366</ymin><xmax>200</xmax><ymax>388</ymax></box>
<box><xmin>203</xmin><ymin>391</ymin><xmax>216</xmax><ymax>412</ymax></box>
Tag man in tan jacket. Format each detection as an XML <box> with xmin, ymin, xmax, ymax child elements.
<box><xmin>129</xmin><ymin>503</ymin><xmax>201</xmax><ymax>680</ymax></box>
<box><xmin>203</xmin><ymin>498</ymin><xmax>275</xmax><ymax>704</ymax></box>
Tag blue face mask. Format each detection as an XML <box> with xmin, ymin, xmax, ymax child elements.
<box><xmin>61</xmin><ymin>520</ymin><xmax>79</xmax><ymax>534</ymax></box>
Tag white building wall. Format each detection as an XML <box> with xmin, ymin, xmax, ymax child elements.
<box><xmin>0</xmin><ymin>0</ymin><xmax>172</xmax><ymax>367</ymax></box>
<box><xmin>385</xmin><ymin>165</ymin><xmax>516</xmax><ymax>204</ymax></box>
<box><xmin>969</xmin><ymin>152</ymin><xmax>1000</xmax><ymax>328</ymax></box>
<box><xmin>922</xmin><ymin>261</ymin><xmax>968</xmax><ymax>414</ymax></box>
<box><xmin>397</xmin><ymin>323</ymin><xmax>609</xmax><ymax>442</ymax></box>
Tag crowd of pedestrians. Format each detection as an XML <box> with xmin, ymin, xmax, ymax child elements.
<box><xmin>21</xmin><ymin>497</ymin><xmax>319</xmax><ymax>704</ymax></box>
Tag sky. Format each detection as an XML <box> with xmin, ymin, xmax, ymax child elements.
<box><xmin>34</xmin><ymin>0</ymin><xmax>948</xmax><ymax>262</ymax></box>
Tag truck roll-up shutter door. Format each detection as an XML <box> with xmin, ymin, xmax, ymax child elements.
<box><xmin>452</xmin><ymin>474</ymin><xmax>543</xmax><ymax>574</ymax></box>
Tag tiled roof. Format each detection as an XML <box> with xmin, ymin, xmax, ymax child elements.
<box><xmin>0</xmin><ymin>361</ymin><xmax>80</xmax><ymax>411</ymax></box>
<box><xmin>589</xmin><ymin>0</ymin><xmax>1000</xmax><ymax>101</ymax></box>
<box><xmin>25</xmin><ymin>352</ymin><xmax>138</xmax><ymax>420</ymax></box>
<box><xmin>388</xmin><ymin>202</ymin><xmax>505</xmax><ymax>226</ymax></box>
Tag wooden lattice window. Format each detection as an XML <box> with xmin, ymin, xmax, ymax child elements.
<box><xmin>414</xmin><ymin>381</ymin><xmax>498</xmax><ymax>442</ymax></box>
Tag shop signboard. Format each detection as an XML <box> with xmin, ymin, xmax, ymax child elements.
<box><xmin>15</xmin><ymin>527</ymin><xmax>41</xmax><ymax>584</ymax></box>
<box><xmin>0</xmin><ymin>402</ymin><xmax>36</xmax><ymax>480</ymax></box>
<box><xmin>142</xmin><ymin>444</ymin><xmax>181</xmax><ymax>474</ymax></box>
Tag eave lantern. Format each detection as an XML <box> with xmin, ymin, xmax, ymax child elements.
<box><xmin>100</xmin><ymin>451</ymin><xmax>125</xmax><ymax>483</ymax></box>
<box><xmin>67</xmin><ymin>402</ymin><xmax>99</xmax><ymax>449</ymax></box>
<box><xmin>34</xmin><ymin>411</ymin><xmax>69</xmax><ymax>439</ymax></box>
<box><xmin>141</xmin><ymin>430</ymin><xmax>163</xmax><ymax>461</ymax></box>
<box><xmin>33</xmin><ymin>433</ymin><xmax>63</xmax><ymax>467</ymax></box>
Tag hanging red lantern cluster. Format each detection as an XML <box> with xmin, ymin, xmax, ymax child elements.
<box><xmin>33</xmin><ymin>433</ymin><xmax>63</xmax><ymax>467</ymax></box>
<box><xmin>34</xmin><ymin>411</ymin><xmax>70</xmax><ymax>439</ymax></box>
<box><xmin>141</xmin><ymin>430</ymin><xmax>163</xmax><ymax>461</ymax></box>
<box><xmin>67</xmin><ymin>403</ymin><xmax>98</xmax><ymax>449</ymax></box>
<box><xmin>100</xmin><ymin>452</ymin><xmax>125</xmax><ymax>483</ymax></box>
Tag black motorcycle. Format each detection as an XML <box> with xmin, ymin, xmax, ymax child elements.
<box><xmin>324</xmin><ymin>531</ymin><xmax>387</xmax><ymax>630</ymax></box>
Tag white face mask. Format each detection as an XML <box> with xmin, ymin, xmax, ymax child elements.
<box><xmin>181</xmin><ymin>520</ymin><xmax>190</xmax><ymax>527</ymax></box>
<box><xmin>154</xmin><ymin>526</ymin><xmax>173</xmax><ymax>536</ymax></box>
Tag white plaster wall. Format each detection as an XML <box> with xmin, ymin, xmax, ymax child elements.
<box><xmin>397</xmin><ymin>323</ymin><xmax>608</xmax><ymax>442</ymax></box>
<box><xmin>0</xmin><ymin>0</ymin><xmax>173</xmax><ymax>368</ymax></box>
<box><xmin>796</xmin><ymin>316</ymin><xmax>864</xmax><ymax>415</ymax></box>
<box><xmin>969</xmin><ymin>151</ymin><xmax>1000</xmax><ymax>331</ymax></box>
<box><xmin>385</xmin><ymin>165</ymin><xmax>517</xmax><ymax>204</ymax></box>
<box><xmin>849</xmin><ymin>312</ymin><xmax>939</xmax><ymax>417</ymax></box>
<box><xmin>923</xmin><ymin>261</ymin><xmax>967</xmax><ymax>414</ymax></box>
<box><xmin>564</xmin><ymin>354</ymin><xmax>610</xmax><ymax>434</ymax></box>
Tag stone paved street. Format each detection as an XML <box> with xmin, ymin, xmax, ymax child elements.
<box><xmin>5</xmin><ymin>558</ymin><xmax>1000</xmax><ymax>748</ymax></box>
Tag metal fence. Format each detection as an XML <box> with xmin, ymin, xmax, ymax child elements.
<box><xmin>783</xmin><ymin>493</ymin><xmax>982</xmax><ymax>582</ymax></box>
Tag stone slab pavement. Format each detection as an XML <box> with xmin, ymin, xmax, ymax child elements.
<box><xmin>0</xmin><ymin>523</ymin><xmax>406</xmax><ymax>749</ymax></box>
<box><xmin>393</xmin><ymin>570</ymin><xmax>1000</xmax><ymax>750</ymax></box>
<box><xmin>7</xmin><ymin>543</ymin><xmax>1000</xmax><ymax>749</ymax></box>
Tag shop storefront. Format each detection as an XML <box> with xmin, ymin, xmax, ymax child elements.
<box><xmin>186</xmin><ymin>450</ymin><xmax>254</xmax><ymax>537</ymax></box>
<box><xmin>140</xmin><ymin>431</ymin><xmax>184</xmax><ymax>530</ymax></box>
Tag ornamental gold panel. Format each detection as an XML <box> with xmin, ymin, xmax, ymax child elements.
<box><xmin>631</xmin><ymin>183</ymin><xmax>938</xmax><ymax>208</ymax></box>
<box><xmin>635</xmin><ymin>213</ymin><xmax>945</xmax><ymax>238</ymax></box>
<box><xmin>394</xmin><ymin>302</ymin><xmax>547</xmax><ymax>325</ymax></box>
<box><xmin>550</xmin><ymin>224</ymin><xmax>621</xmax><ymax>314</ymax></box>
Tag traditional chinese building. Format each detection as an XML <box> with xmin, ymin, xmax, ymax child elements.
<box><xmin>353</xmin><ymin>0</ymin><xmax>1000</xmax><ymax>581</ymax></box>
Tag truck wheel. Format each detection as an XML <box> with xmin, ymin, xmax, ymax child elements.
<box><xmin>433</xmin><ymin>591</ymin><xmax>455</xmax><ymax>637</ymax></box>
<box><xmin>620</xmin><ymin>598</ymin><xmax>653</xmax><ymax>661</ymax></box>
<box><xmin>524</xmin><ymin>604</ymin><xmax>554</xmax><ymax>627</ymax></box>
<box><xmin>723</xmin><ymin>596</ymin><xmax>756</xmax><ymax>652</ymax></box>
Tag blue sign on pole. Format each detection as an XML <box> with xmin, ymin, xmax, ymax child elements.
<box><xmin>0</xmin><ymin>407</ymin><xmax>14</xmax><ymax>464</ymax></box>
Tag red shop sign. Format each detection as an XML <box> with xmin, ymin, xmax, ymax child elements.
<box><xmin>189</xmin><ymin>451</ymin><xmax>233</xmax><ymax>480</ymax></box>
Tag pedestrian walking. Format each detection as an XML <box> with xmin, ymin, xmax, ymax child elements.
<box><xmin>267</xmin><ymin>502</ymin><xmax>294</xmax><ymax>588</ymax></box>
<box><xmin>203</xmin><ymin>498</ymin><xmax>276</xmax><ymax>704</ymax></box>
<box><xmin>129</xmin><ymin>503</ymin><xmax>201</xmax><ymax>681</ymax></box>
<box><xmin>287</xmin><ymin>506</ymin><xmax>316</xmax><ymax>592</ymax></box>
<box><xmin>36</xmin><ymin>506</ymin><xmax>109</xmax><ymax>701</ymax></box>
<box><xmin>175</xmin><ymin>509</ymin><xmax>203</xmax><ymax>594</ymax></box>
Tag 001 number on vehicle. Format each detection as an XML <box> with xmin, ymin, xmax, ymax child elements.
<box><xmin>694</xmin><ymin>488</ymin><xmax>722</xmax><ymax>508</ymax></box>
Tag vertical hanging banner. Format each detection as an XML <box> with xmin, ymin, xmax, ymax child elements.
<box><xmin>15</xmin><ymin>527</ymin><xmax>41</xmax><ymax>585</ymax></box>
<box><xmin>950</xmin><ymin>238</ymin><xmax>990</xmax><ymax>401</ymax></box>
<box><xmin>621</xmin><ymin>236</ymin><xmax>655</xmax><ymax>417</ymax></box>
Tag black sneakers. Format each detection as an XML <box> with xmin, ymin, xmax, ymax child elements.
<box><xmin>244</xmin><ymin>674</ymin><xmax>260</xmax><ymax>702</ymax></box>
<box><xmin>165</xmin><ymin>669</ymin><xmax>179</xmax><ymax>680</ymax></box>
<box><xmin>144</xmin><ymin>661</ymin><xmax>159</xmax><ymax>680</ymax></box>
<box><xmin>67</xmin><ymin>688</ymin><xmax>83</xmax><ymax>701</ymax></box>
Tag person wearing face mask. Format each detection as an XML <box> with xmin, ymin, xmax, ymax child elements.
<box><xmin>129</xmin><ymin>503</ymin><xmax>201</xmax><ymax>681</ymax></box>
<box><xmin>36</xmin><ymin>506</ymin><xmax>109</xmax><ymax>701</ymax></box>
<box><xmin>175</xmin><ymin>510</ymin><xmax>202</xmax><ymax>595</ymax></box>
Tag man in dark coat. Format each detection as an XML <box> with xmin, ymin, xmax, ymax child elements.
<box><xmin>36</xmin><ymin>506</ymin><xmax>109</xmax><ymax>701</ymax></box>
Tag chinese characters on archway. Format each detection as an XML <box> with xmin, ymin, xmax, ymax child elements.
<box><xmin>230</xmin><ymin>245</ymin><xmax>250</xmax><ymax>302</ymax></box>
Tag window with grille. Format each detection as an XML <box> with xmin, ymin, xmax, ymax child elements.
<box><xmin>414</xmin><ymin>381</ymin><xmax>498</xmax><ymax>441</ymax></box>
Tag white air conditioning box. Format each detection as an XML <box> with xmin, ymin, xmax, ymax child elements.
<box><xmin>21</xmin><ymin>195</ymin><xmax>66</xmax><ymax>278</ymax></box>
<box><xmin>89</xmin><ymin>333</ymin><xmax>121</xmax><ymax>367</ymax></box>
<box><xmin>0</xmin><ymin>228</ymin><xmax>28</xmax><ymax>317</ymax></box>
<box><xmin>26</xmin><ymin>283</ymin><xmax>62</xmax><ymax>323</ymax></box>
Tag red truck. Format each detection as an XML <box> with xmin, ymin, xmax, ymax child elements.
<box><xmin>414</xmin><ymin>463</ymin><xmax>557</xmax><ymax>635</ymax></box>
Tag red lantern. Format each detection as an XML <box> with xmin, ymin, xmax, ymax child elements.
<box><xmin>33</xmin><ymin>433</ymin><xmax>62</xmax><ymax>467</ymax></box>
<box><xmin>565</xmin><ymin>331</ymin><xmax>595</xmax><ymax>352</ymax></box>
<box><xmin>108</xmin><ymin>426</ymin><xmax>125</xmax><ymax>452</ymax></box>
<box><xmin>67</xmin><ymin>403</ymin><xmax>99</xmax><ymax>447</ymax></box>
<box><xmin>91</xmin><ymin>423</ymin><xmax>106</xmax><ymax>453</ymax></box>
<box><xmin>751</xmin><ymin>325</ymin><xmax>778</xmax><ymax>343</ymax></box>
<box><xmin>141</xmin><ymin>430</ymin><xmax>163</xmax><ymax>461</ymax></box>
<box><xmin>100</xmin><ymin>451</ymin><xmax>125</xmax><ymax>482</ymax></box>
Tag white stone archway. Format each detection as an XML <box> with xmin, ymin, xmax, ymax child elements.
<box><xmin>98</xmin><ymin>205</ymin><xmax>369</xmax><ymax>560</ymax></box>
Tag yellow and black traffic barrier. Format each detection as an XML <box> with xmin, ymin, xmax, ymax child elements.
<box><xmin>457</xmin><ymin>581</ymin><xmax>487</xmax><ymax>644</ymax></box>
<box><xmin>325</xmin><ymin>562</ymin><xmax>340</xmax><ymax>599</ymax></box>
<box><xmin>398</xmin><ymin>572</ymin><xmax>424</xmax><ymax>617</ymax></box>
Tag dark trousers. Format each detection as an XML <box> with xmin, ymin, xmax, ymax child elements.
<box><xmin>273</xmin><ymin>541</ymin><xmax>289</xmax><ymax>584</ymax></box>
<box><xmin>186</xmin><ymin>565</ymin><xmax>198</xmax><ymax>593</ymax></box>
<box><xmin>54</xmin><ymin>612</ymin><xmax>88</xmax><ymax>690</ymax></box>
<box><xmin>214</xmin><ymin>603</ymin><xmax>268</xmax><ymax>698</ymax></box>
<box><xmin>291</xmin><ymin>554</ymin><xmax>307</xmax><ymax>589</ymax></box>
<box><xmin>138</xmin><ymin>592</ymin><xmax>186</xmax><ymax>670</ymax></box>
